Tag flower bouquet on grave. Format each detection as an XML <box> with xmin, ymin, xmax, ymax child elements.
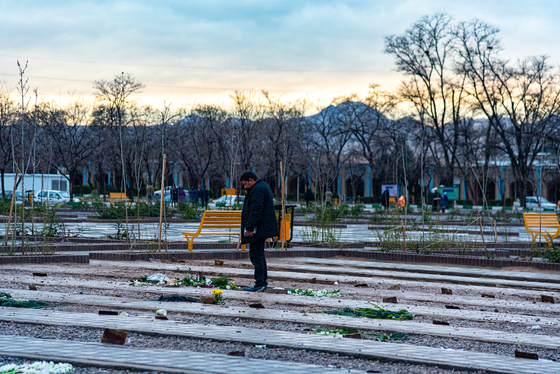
<box><xmin>211</xmin><ymin>289</ymin><xmax>224</xmax><ymax>304</ymax></box>
<box><xmin>0</xmin><ymin>361</ymin><xmax>74</xmax><ymax>374</ymax></box>
<box><xmin>287</xmin><ymin>288</ymin><xmax>341</xmax><ymax>297</ymax></box>
<box><xmin>0</xmin><ymin>293</ymin><xmax>46</xmax><ymax>309</ymax></box>
<box><xmin>324</xmin><ymin>304</ymin><xmax>413</xmax><ymax>320</ymax></box>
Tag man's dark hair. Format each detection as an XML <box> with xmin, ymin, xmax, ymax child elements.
<box><xmin>240</xmin><ymin>171</ymin><xmax>258</xmax><ymax>182</ymax></box>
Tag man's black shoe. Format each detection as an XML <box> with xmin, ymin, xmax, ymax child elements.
<box><xmin>244</xmin><ymin>285</ymin><xmax>267</xmax><ymax>292</ymax></box>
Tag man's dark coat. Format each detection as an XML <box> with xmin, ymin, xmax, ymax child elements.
<box><xmin>241</xmin><ymin>179</ymin><xmax>279</xmax><ymax>244</ymax></box>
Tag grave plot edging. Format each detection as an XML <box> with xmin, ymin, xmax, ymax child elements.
<box><xmin>0</xmin><ymin>254</ymin><xmax>89</xmax><ymax>265</ymax></box>
<box><xmin>343</xmin><ymin>250</ymin><xmax>560</xmax><ymax>271</ymax></box>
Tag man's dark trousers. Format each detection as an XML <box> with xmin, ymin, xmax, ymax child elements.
<box><xmin>249</xmin><ymin>241</ymin><xmax>267</xmax><ymax>287</ymax></box>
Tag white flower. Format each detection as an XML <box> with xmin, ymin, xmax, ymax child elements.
<box><xmin>0</xmin><ymin>361</ymin><xmax>74</xmax><ymax>374</ymax></box>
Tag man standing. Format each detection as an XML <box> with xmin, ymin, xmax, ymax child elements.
<box><xmin>381</xmin><ymin>188</ymin><xmax>390</xmax><ymax>211</ymax></box>
<box><xmin>146</xmin><ymin>184</ymin><xmax>154</xmax><ymax>204</ymax></box>
<box><xmin>200</xmin><ymin>185</ymin><xmax>209</xmax><ymax>209</ymax></box>
<box><xmin>171</xmin><ymin>186</ymin><xmax>178</xmax><ymax>207</ymax></box>
<box><xmin>432</xmin><ymin>187</ymin><xmax>441</xmax><ymax>212</ymax></box>
<box><xmin>304</xmin><ymin>188</ymin><xmax>313</xmax><ymax>208</ymax></box>
<box><xmin>189</xmin><ymin>187</ymin><xmax>198</xmax><ymax>206</ymax></box>
<box><xmin>240</xmin><ymin>171</ymin><xmax>279</xmax><ymax>292</ymax></box>
<box><xmin>325</xmin><ymin>188</ymin><xmax>333</xmax><ymax>207</ymax></box>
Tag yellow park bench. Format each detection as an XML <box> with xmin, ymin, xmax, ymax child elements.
<box><xmin>109</xmin><ymin>192</ymin><xmax>130</xmax><ymax>206</ymax></box>
<box><xmin>182</xmin><ymin>210</ymin><xmax>246</xmax><ymax>252</ymax></box>
<box><xmin>523</xmin><ymin>213</ymin><xmax>560</xmax><ymax>247</ymax></box>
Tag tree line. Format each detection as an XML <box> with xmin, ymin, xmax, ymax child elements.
<box><xmin>1</xmin><ymin>13</ymin><xmax>560</xmax><ymax>207</ymax></box>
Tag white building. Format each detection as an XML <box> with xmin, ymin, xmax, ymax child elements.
<box><xmin>2</xmin><ymin>173</ymin><xmax>70</xmax><ymax>194</ymax></box>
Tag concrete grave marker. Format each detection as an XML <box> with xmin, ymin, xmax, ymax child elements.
<box><xmin>101</xmin><ymin>329</ymin><xmax>127</xmax><ymax>345</ymax></box>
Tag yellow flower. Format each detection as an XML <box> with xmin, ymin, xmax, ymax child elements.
<box><xmin>211</xmin><ymin>289</ymin><xmax>223</xmax><ymax>295</ymax></box>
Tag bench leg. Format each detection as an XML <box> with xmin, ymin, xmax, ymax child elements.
<box><xmin>235</xmin><ymin>237</ymin><xmax>246</xmax><ymax>252</ymax></box>
<box><xmin>531</xmin><ymin>233</ymin><xmax>538</xmax><ymax>243</ymax></box>
<box><xmin>183</xmin><ymin>235</ymin><xmax>194</xmax><ymax>252</ymax></box>
<box><xmin>546</xmin><ymin>233</ymin><xmax>559</xmax><ymax>249</ymax></box>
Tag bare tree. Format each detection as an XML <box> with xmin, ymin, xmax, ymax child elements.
<box><xmin>385</xmin><ymin>13</ymin><xmax>467</xmax><ymax>185</ymax></box>
<box><xmin>40</xmin><ymin>98</ymin><xmax>99</xmax><ymax>200</ymax></box>
<box><xmin>455</xmin><ymin>20</ymin><xmax>560</xmax><ymax>206</ymax></box>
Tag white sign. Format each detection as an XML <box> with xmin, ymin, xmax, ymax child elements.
<box><xmin>381</xmin><ymin>184</ymin><xmax>398</xmax><ymax>197</ymax></box>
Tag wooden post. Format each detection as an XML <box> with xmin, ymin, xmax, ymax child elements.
<box><xmin>401</xmin><ymin>223</ymin><xmax>406</xmax><ymax>251</ymax></box>
<box><xmin>493</xmin><ymin>219</ymin><xmax>498</xmax><ymax>243</ymax></box>
<box><xmin>280</xmin><ymin>161</ymin><xmax>286</xmax><ymax>251</ymax></box>
<box><xmin>4</xmin><ymin>168</ymin><xmax>19</xmax><ymax>246</ymax></box>
<box><xmin>479</xmin><ymin>216</ymin><xmax>487</xmax><ymax>251</ymax></box>
<box><xmin>158</xmin><ymin>154</ymin><xmax>167</xmax><ymax>253</ymax></box>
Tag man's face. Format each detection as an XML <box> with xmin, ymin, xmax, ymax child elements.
<box><xmin>241</xmin><ymin>178</ymin><xmax>257</xmax><ymax>189</ymax></box>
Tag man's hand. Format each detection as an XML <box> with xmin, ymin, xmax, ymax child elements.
<box><xmin>244</xmin><ymin>230</ymin><xmax>254</xmax><ymax>237</ymax></box>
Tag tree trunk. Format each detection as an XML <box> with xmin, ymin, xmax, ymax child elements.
<box><xmin>0</xmin><ymin>169</ymin><xmax>4</xmax><ymax>198</ymax></box>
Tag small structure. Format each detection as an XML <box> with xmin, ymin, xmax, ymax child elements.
<box><xmin>2</xmin><ymin>173</ymin><xmax>70</xmax><ymax>194</ymax></box>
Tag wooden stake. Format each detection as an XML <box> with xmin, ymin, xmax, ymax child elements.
<box><xmin>158</xmin><ymin>154</ymin><xmax>167</xmax><ymax>253</ymax></box>
<box><xmin>493</xmin><ymin>219</ymin><xmax>498</xmax><ymax>243</ymax></box>
<box><xmin>479</xmin><ymin>216</ymin><xmax>487</xmax><ymax>251</ymax></box>
<box><xmin>402</xmin><ymin>223</ymin><xmax>406</xmax><ymax>251</ymax></box>
<box><xmin>280</xmin><ymin>161</ymin><xmax>286</xmax><ymax>251</ymax></box>
<box><xmin>4</xmin><ymin>167</ymin><xmax>19</xmax><ymax>246</ymax></box>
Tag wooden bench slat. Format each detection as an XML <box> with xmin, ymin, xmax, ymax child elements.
<box><xmin>203</xmin><ymin>218</ymin><xmax>241</xmax><ymax>222</ymax></box>
<box><xmin>182</xmin><ymin>210</ymin><xmax>245</xmax><ymax>252</ymax></box>
<box><xmin>202</xmin><ymin>222</ymin><xmax>241</xmax><ymax>226</ymax></box>
<box><xmin>199</xmin><ymin>226</ymin><xmax>240</xmax><ymax>229</ymax></box>
<box><xmin>523</xmin><ymin>213</ymin><xmax>560</xmax><ymax>247</ymax></box>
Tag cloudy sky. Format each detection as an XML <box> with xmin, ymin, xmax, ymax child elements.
<box><xmin>1</xmin><ymin>0</ymin><xmax>559</xmax><ymax>109</ymax></box>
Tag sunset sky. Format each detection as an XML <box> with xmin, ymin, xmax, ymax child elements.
<box><xmin>1</xmin><ymin>0</ymin><xmax>559</xmax><ymax>111</ymax></box>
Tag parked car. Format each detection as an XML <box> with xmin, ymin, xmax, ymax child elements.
<box><xmin>5</xmin><ymin>190</ymin><xmax>40</xmax><ymax>204</ymax></box>
<box><xmin>154</xmin><ymin>187</ymin><xmax>172</xmax><ymax>201</ymax></box>
<box><xmin>208</xmin><ymin>195</ymin><xmax>245</xmax><ymax>208</ymax></box>
<box><xmin>4</xmin><ymin>190</ymin><xmax>22</xmax><ymax>201</ymax></box>
<box><xmin>513</xmin><ymin>196</ymin><xmax>557</xmax><ymax>209</ymax></box>
<box><xmin>35</xmin><ymin>190</ymin><xmax>77</xmax><ymax>206</ymax></box>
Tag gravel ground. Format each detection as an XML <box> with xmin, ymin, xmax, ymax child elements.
<box><xmin>1</xmin><ymin>259</ymin><xmax>559</xmax><ymax>373</ymax></box>
<box><xmin>6</xmin><ymin>297</ymin><xmax>559</xmax><ymax>362</ymax></box>
<box><xmin>3</xmin><ymin>278</ymin><xmax>558</xmax><ymax>338</ymax></box>
<box><xmin>0</xmin><ymin>323</ymin><xmax>490</xmax><ymax>374</ymax></box>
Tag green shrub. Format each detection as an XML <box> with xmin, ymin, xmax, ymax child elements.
<box><xmin>67</xmin><ymin>201</ymin><xmax>89</xmax><ymax>210</ymax></box>
<box><xmin>40</xmin><ymin>208</ymin><xmax>66</xmax><ymax>237</ymax></box>
<box><xmin>361</xmin><ymin>197</ymin><xmax>376</xmax><ymax>204</ymax></box>
<box><xmin>0</xmin><ymin>197</ymin><xmax>11</xmax><ymax>214</ymax></box>
<box><xmin>132</xmin><ymin>186</ymin><xmax>146</xmax><ymax>197</ymax></box>
<box><xmin>350</xmin><ymin>204</ymin><xmax>364</xmax><ymax>217</ymax></box>
<box><xmin>533</xmin><ymin>243</ymin><xmax>560</xmax><ymax>263</ymax></box>
<box><xmin>505</xmin><ymin>197</ymin><xmax>516</xmax><ymax>207</ymax></box>
<box><xmin>178</xmin><ymin>203</ymin><xmax>201</xmax><ymax>220</ymax></box>
<box><xmin>456</xmin><ymin>199</ymin><xmax>473</xmax><ymax>206</ymax></box>
<box><xmin>96</xmin><ymin>202</ymin><xmax>128</xmax><ymax>219</ymax></box>
<box><xmin>315</xmin><ymin>206</ymin><xmax>345</xmax><ymax>222</ymax></box>
<box><xmin>74</xmin><ymin>185</ymin><xmax>92</xmax><ymax>195</ymax></box>
<box><xmin>136</xmin><ymin>202</ymin><xmax>164</xmax><ymax>217</ymax></box>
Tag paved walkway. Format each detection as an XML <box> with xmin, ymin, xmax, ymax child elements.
<box><xmin>6</xmin><ymin>274</ymin><xmax>559</xmax><ymax>327</ymax></box>
<box><xmin>0</xmin><ymin>334</ymin><xmax>360</xmax><ymax>374</ymax></box>
<box><xmin>1</xmin><ymin>309</ymin><xmax>559</xmax><ymax>374</ymax></box>
<box><xmin>284</xmin><ymin>258</ymin><xmax>560</xmax><ymax>282</ymax></box>
<box><xmin>4</xmin><ymin>289</ymin><xmax>560</xmax><ymax>349</ymax></box>
<box><xmin>13</xmin><ymin>221</ymin><xmax>535</xmax><ymax>243</ymax></box>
